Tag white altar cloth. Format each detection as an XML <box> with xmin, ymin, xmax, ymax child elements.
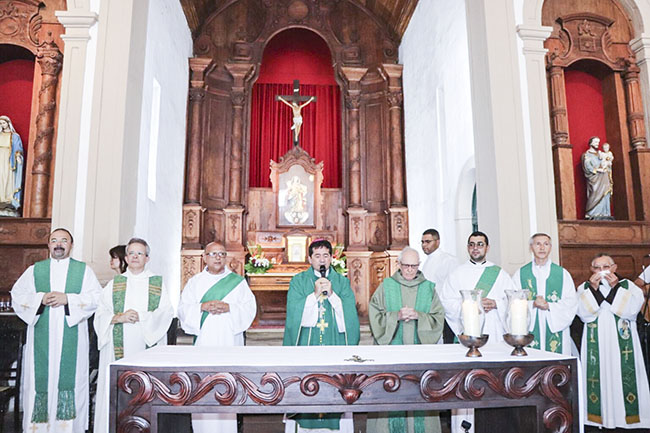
<box><xmin>111</xmin><ymin>342</ymin><xmax>575</xmax><ymax>368</ymax></box>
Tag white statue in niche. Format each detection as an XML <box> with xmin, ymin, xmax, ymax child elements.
<box><xmin>581</xmin><ymin>136</ymin><xmax>614</xmax><ymax>220</ymax></box>
<box><xmin>284</xmin><ymin>175</ymin><xmax>309</xmax><ymax>224</ymax></box>
<box><xmin>0</xmin><ymin>115</ymin><xmax>24</xmax><ymax>217</ymax></box>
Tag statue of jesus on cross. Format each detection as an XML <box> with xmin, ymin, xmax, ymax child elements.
<box><xmin>276</xmin><ymin>79</ymin><xmax>316</xmax><ymax>146</ymax></box>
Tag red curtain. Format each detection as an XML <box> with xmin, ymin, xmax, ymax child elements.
<box><xmin>248</xmin><ymin>28</ymin><xmax>342</xmax><ymax>188</ymax></box>
<box><xmin>249</xmin><ymin>83</ymin><xmax>341</xmax><ymax>188</ymax></box>
<box><xmin>565</xmin><ymin>68</ymin><xmax>609</xmax><ymax>219</ymax></box>
<box><xmin>0</xmin><ymin>59</ymin><xmax>35</xmax><ymax>152</ymax></box>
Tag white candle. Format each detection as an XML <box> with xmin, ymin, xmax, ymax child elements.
<box><xmin>510</xmin><ymin>298</ymin><xmax>529</xmax><ymax>335</ymax></box>
<box><xmin>461</xmin><ymin>299</ymin><xmax>481</xmax><ymax>337</ymax></box>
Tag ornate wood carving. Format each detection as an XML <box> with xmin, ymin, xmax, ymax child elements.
<box><xmin>341</xmin><ymin>67</ymin><xmax>367</xmax><ymax>209</ymax></box>
<box><xmin>345</xmin><ymin>250</ymin><xmax>371</xmax><ymax>317</ymax></box>
<box><xmin>388</xmin><ymin>206</ymin><xmax>408</xmax><ymax>249</ymax></box>
<box><xmin>622</xmin><ymin>61</ymin><xmax>647</xmax><ymax>149</ymax></box>
<box><xmin>30</xmin><ymin>35</ymin><xmax>62</xmax><ymax>217</ymax></box>
<box><xmin>185</xmin><ymin>58</ymin><xmax>212</xmax><ymax>205</ymax></box>
<box><xmin>182</xmin><ymin>204</ymin><xmax>203</xmax><ymax>248</ymax></box>
<box><xmin>0</xmin><ymin>0</ymin><xmax>42</xmax><ymax>52</ymax></box>
<box><xmin>115</xmin><ymin>361</ymin><xmax>577</xmax><ymax>433</ymax></box>
<box><xmin>381</xmin><ymin>64</ymin><xmax>405</xmax><ymax>207</ymax></box>
<box><xmin>270</xmin><ymin>145</ymin><xmax>324</xmax><ymax>228</ymax></box>
<box><xmin>180</xmin><ymin>250</ymin><xmax>203</xmax><ymax>291</ymax></box>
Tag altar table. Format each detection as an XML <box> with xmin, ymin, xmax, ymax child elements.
<box><xmin>109</xmin><ymin>343</ymin><xmax>579</xmax><ymax>433</ymax></box>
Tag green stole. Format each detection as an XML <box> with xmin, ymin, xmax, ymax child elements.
<box><xmin>111</xmin><ymin>274</ymin><xmax>163</xmax><ymax>360</ymax></box>
<box><xmin>195</xmin><ymin>272</ymin><xmax>243</xmax><ymax>343</ymax></box>
<box><xmin>32</xmin><ymin>258</ymin><xmax>86</xmax><ymax>423</ymax></box>
<box><xmin>519</xmin><ymin>262</ymin><xmax>563</xmax><ymax>352</ymax></box>
<box><xmin>585</xmin><ymin>280</ymin><xmax>640</xmax><ymax>424</ymax></box>
<box><xmin>475</xmin><ymin>265</ymin><xmax>501</xmax><ymax>297</ymax></box>
<box><xmin>383</xmin><ymin>277</ymin><xmax>432</xmax><ymax>433</ymax></box>
<box><xmin>453</xmin><ymin>265</ymin><xmax>500</xmax><ymax>343</ymax></box>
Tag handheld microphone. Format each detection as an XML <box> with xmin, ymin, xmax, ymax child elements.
<box><xmin>319</xmin><ymin>265</ymin><xmax>328</xmax><ymax>296</ymax></box>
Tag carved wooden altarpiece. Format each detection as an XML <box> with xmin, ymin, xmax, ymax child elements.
<box><xmin>180</xmin><ymin>0</ymin><xmax>411</xmax><ymax>321</ymax></box>
<box><xmin>0</xmin><ymin>0</ymin><xmax>65</xmax><ymax>291</ymax></box>
<box><xmin>543</xmin><ymin>0</ymin><xmax>650</xmax><ymax>282</ymax></box>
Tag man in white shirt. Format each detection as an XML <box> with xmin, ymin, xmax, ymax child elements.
<box><xmin>178</xmin><ymin>242</ymin><xmax>257</xmax><ymax>433</ymax></box>
<box><xmin>421</xmin><ymin>228</ymin><xmax>458</xmax><ymax>343</ymax></box>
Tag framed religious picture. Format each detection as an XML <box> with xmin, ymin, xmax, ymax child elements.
<box><xmin>271</xmin><ymin>146</ymin><xmax>323</xmax><ymax>228</ymax></box>
<box><xmin>286</xmin><ymin>233</ymin><xmax>309</xmax><ymax>262</ymax></box>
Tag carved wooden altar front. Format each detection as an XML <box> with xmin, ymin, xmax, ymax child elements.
<box><xmin>180</xmin><ymin>0</ymin><xmax>410</xmax><ymax>321</ymax></box>
<box><xmin>110</xmin><ymin>345</ymin><xmax>580</xmax><ymax>433</ymax></box>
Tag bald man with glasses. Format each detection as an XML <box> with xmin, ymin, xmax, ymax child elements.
<box><xmin>368</xmin><ymin>246</ymin><xmax>445</xmax><ymax>433</ymax></box>
<box><xmin>178</xmin><ymin>242</ymin><xmax>257</xmax><ymax>433</ymax></box>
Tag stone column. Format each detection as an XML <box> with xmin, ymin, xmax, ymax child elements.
<box><xmin>464</xmin><ymin>0</ymin><xmax>534</xmax><ymax>272</ymax></box>
<box><xmin>516</xmin><ymin>24</ymin><xmax>560</xmax><ymax>260</ymax></box>
<box><xmin>547</xmin><ymin>61</ymin><xmax>577</xmax><ymax>221</ymax></box>
<box><xmin>30</xmin><ymin>37</ymin><xmax>63</xmax><ymax>218</ymax></box>
<box><xmin>381</xmin><ymin>64</ymin><xmax>408</xmax><ymax>249</ymax></box>
<box><xmin>224</xmin><ymin>63</ymin><xmax>254</xmax><ymax>256</ymax></box>
<box><xmin>51</xmin><ymin>9</ymin><xmax>98</xmax><ymax>230</ymax></box>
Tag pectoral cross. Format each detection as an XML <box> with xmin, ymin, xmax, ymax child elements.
<box><xmin>275</xmin><ymin>79</ymin><xmax>316</xmax><ymax>146</ymax></box>
<box><xmin>622</xmin><ymin>344</ymin><xmax>633</xmax><ymax>362</ymax></box>
<box><xmin>316</xmin><ymin>317</ymin><xmax>329</xmax><ymax>332</ymax></box>
<box><xmin>29</xmin><ymin>423</ymin><xmax>39</xmax><ymax>433</ymax></box>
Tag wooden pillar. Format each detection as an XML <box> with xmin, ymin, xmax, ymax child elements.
<box><xmin>185</xmin><ymin>58</ymin><xmax>212</xmax><ymax>204</ymax></box>
<box><xmin>30</xmin><ymin>37</ymin><xmax>63</xmax><ymax>217</ymax></box>
<box><xmin>182</xmin><ymin>58</ymin><xmax>211</xmax><ymax>249</ymax></box>
<box><xmin>622</xmin><ymin>61</ymin><xmax>648</xmax><ymax>149</ymax></box>
<box><xmin>341</xmin><ymin>67</ymin><xmax>368</xmax><ymax>252</ymax></box>
<box><xmin>381</xmin><ymin>64</ymin><xmax>408</xmax><ymax>249</ymax></box>
<box><xmin>547</xmin><ymin>62</ymin><xmax>576</xmax><ymax>220</ymax></box>
<box><xmin>224</xmin><ymin>63</ymin><xmax>254</xmax><ymax>256</ymax></box>
<box><xmin>624</xmin><ymin>60</ymin><xmax>650</xmax><ymax>220</ymax></box>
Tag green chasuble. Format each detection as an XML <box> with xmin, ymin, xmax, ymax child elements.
<box><xmin>283</xmin><ymin>268</ymin><xmax>360</xmax><ymax>430</ymax></box>
<box><xmin>367</xmin><ymin>270</ymin><xmax>443</xmax><ymax>433</ymax></box>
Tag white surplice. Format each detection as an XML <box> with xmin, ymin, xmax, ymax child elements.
<box><xmin>421</xmin><ymin>248</ymin><xmax>459</xmax><ymax>287</ymax></box>
<box><xmin>178</xmin><ymin>267</ymin><xmax>257</xmax><ymax>433</ymax></box>
<box><xmin>577</xmin><ymin>279</ymin><xmax>650</xmax><ymax>429</ymax></box>
<box><xmin>439</xmin><ymin>260</ymin><xmax>515</xmax><ymax>433</ymax></box>
<box><xmin>93</xmin><ymin>269</ymin><xmax>174</xmax><ymax>433</ymax></box>
<box><xmin>512</xmin><ymin>260</ymin><xmax>578</xmax><ymax>355</ymax></box>
<box><xmin>11</xmin><ymin>257</ymin><xmax>101</xmax><ymax>433</ymax></box>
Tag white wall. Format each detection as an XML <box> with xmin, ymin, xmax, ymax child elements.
<box><xmin>133</xmin><ymin>0</ymin><xmax>193</xmax><ymax>308</ymax></box>
<box><xmin>399</xmin><ymin>0</ymin><xmax>475</xmax><ymax>260</ymax></box>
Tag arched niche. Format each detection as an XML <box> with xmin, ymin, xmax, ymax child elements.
<box><xmin>249</xmin><ymin>28</ymin><xmax>341</xmax><ymax>189</ymax></box>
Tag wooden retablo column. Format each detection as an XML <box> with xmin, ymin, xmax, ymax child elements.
<box><xmin>382</xmin><ymin>64</ymin><xmax>408</xmax><ymax>249</ymax></box>
<box><xmin>30</xmin><ymin>37</ymin><xmax>63</xmax><ymax>218</ymax></box>
<box><xmin>547</xmin><ymin>60</ymin><xmax>576</xmax><ymax>220</ymax></box>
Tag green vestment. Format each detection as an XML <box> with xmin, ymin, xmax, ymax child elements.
<box><xmin>367</xmin><ymin>270</ymin><xmax>444</xmax><ymax>433</ymax></box>
<box><xmin>283</xmin><ymin>268</ymin><xmax>360</xmax><ymax>430</ymax></box>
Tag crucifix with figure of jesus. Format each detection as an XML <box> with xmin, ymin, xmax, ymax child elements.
<box><xmin>276</xmin><ymin>79</ymin><xmax>316</xmax><ymax>146</ymax></box>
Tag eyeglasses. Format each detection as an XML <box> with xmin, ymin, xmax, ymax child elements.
<box><xmin>50</xmin><ymin>239</ymin><xmax>69</xmax><ymax>244</ymax></box>
<box><xmin>400</xmin><ymin>263</ymin><xmax>420</xmax><ymax>270</ymax></box>
<box><xmin>206</xmin><ymin>251</ymin><xmax>227</xmax><ymax>258</ymax></box>
<box><xmin>468</xmin><ymin>242</ymin><xmax>486</xmax><ymax>248</ymax></box>
<box><xmin>127</xmin><ymin>251</ymin><xmax>147</xmax><ymax>257</ymax></box>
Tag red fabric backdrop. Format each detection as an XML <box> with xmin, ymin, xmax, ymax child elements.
<box><xmin>0</xmin><ymin>59</ymin><xmax>35</xmax><ymax>152</ymax></box>
<box><xmin>249</xmin><ymin>29</ymin><xmax>341</xmax><ymax>188</ymax></box>
<box><xmin>565</xmin><ymin>68</ymin><xmax>609</xmax><ymax>219</ymax></box>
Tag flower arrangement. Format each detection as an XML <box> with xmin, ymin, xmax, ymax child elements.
<box><xmin>245</xmin><ymin>243</ymin><xmax>274</xmax><ymax>274</ymax></box>
<box><xmin>331</xmin><ymin>243</ymin><xmax>347</xmax><ymax>274</ymax></box>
